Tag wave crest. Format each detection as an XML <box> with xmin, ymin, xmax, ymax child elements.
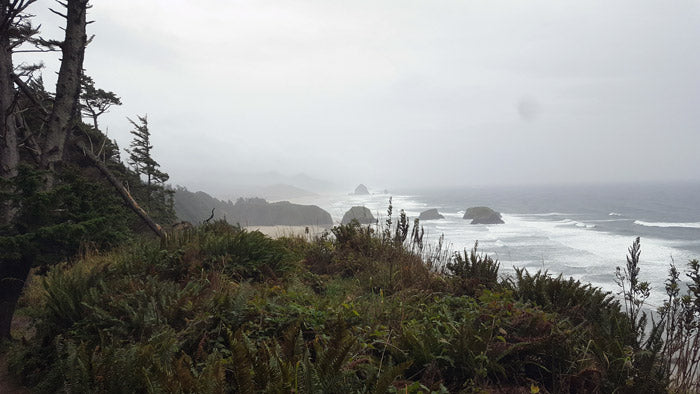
<box><xmin>634</xmin><ymin>220</ymin><xmax>700</xmax><ymax>229</ymax></box>
<box><xmin>559</xmin><ymin>219</ymin><xmax>596</xmax><ymax>229</ymax></box>
<box><xmin>524</xmin><ymin>212</ymin><xmax>578</xmax><ymax>217</ymax></box>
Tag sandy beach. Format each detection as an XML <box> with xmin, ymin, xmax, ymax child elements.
<box><xmin>244</xmin><ymin>225</ymin><xmax>331</xmax><ymax>239</ymax></box>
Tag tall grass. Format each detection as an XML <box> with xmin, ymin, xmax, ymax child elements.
<box><xmin>657</xmin><ymin>258</ymin><xmax>700</xmax><ymax>392</ymax></box>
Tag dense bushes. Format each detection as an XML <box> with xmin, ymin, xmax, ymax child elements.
<box><xmin>4</xmin><ymin>220</ymin><xmax>694</xmax><ymax>392</ymax></box>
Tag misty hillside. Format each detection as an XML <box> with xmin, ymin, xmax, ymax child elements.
<box><xmin>223</xmin><ymin>183</ymin><xmax>317</xmax><ymax>202</ymax></box>
<box><xmin>172</xmin><ymin>188</ymin><xmax>234</xmax><ymax>223</ymax></box>
<box><xmin>174</xmin><ymin>187</ymin><xmax>332</xmax><ymax>226</ymax></box>
<box><xmin>183</xmin><ymin>171</ymin><xmax>337</xmax><ymax>200</ymax></box>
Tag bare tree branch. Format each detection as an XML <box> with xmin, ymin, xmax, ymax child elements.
<box><xmin>17</xmin><ymin>112</ymin><xmax>42</xmax><ymax>161</ymax></box>
<box><xmin>205</xmin><ymin>208</ymin><xmax>215</xmax><ymax>223</ymax></box>
<box><xmin>11</xmin><ymin>72</ymin><xmax>48</xmax><ymax>116</ymax></box>
<box><xmin>47</xmin><ymin>8</ymin><xmax>67</xmax><ymax>19</ymax></box>
<box><xmin>12</xmin><ymin>48</ymin><xmax>60</xmax><ymax>53</ymax></box>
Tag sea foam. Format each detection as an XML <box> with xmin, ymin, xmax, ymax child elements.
<box><xmin>523</xmin><ymin>212</ymin><xmax>579</xmax><ymax>217</ymax></box>
<box><xmin>634</xmin><ymin>220</ymin><xmax>700</xmax><ymax>229</ymax></box>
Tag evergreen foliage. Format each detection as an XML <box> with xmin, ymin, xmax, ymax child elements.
<box><xmin>127</xmin><ymin>115</ymin><xmax>169</xmax><ymax>188</ymax></box>
<box><xmin>125</xmin><ymin>115</ymin><xmax>175</xmax><ymax>224</ymax></box>
<box><xmin>80</xmin><ymin>75</ymin><xmax>122</xmax><ymax>130</ymax></box>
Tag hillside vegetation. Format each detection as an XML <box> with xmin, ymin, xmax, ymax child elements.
<box><xmin>6</xmin><ymin>213</ymin><xmax>697</xmax><ymax>393</ymax></box>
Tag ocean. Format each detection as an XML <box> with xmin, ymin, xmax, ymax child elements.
<box><xmin>301</xmin><ymin>182</ymin><xmax>700</xmax><ymax>309</ymax></box>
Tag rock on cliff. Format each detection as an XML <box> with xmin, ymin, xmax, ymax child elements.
<box><xmin>418</xmin><ymin>208</ymin><xmax>444</xmax><ymax>220</ymax></box>
<box><xmin>231</xmin><ymin>198</ymin><xmax>333</xmax><ymax>226</ymax></box>
<box><xmin>341</xmin><ymin>206</ymin><xmax>376</xmax><ymax>225</ymax></box>
<box><xmin>463</xmin><ymin>206</ymin><xmax>504</xmax><ymax>224</ymax></box>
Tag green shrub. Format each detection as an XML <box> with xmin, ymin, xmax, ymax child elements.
<box><xmin>332</xmin><ymin>219</ymin><xmax>381</xmax><ymax>256</ymax></box>
<box><xmin>445</xmin><ymin>242</ymin><xmax>500</xmax><ymax>295</ymax></box>
<box><xmin>200</xmin><ymin>227</ymin><xmax>294</xmax><ymax>281</ymax></box>
<box><xmin>511</xmin><ymin>268</ymin><xmax>621</xmax><ymax>327</ymax></box>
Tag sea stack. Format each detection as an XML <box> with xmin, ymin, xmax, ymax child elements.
<box><xmin>341</xmin><ymin>206</ymin><xmax>376</xmax><ymax>225</ymax></box>
<box><xmin>463</xmin><ymin>206</ymin><xmax>504</xmax><ymax>224</ymax></box>
<box><xmin>353</xmin><ymin>184</ymin><xmax>370</xmax><ymax>195</ymax></box>
<box><xmin>418</xmin><ymin>208</ymin><xmax>444</xmax><ymax>221</ymax></box>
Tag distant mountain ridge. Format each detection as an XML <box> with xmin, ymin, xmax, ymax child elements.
<box><xmin>223</xmin><ymin>183</ymin><xmax>317</xmax><ymax>202</ymax></box>
<box><xmin>186</xmin><ymin>171</ymin><xmax>337</xmax><ymax>198</ymax></box>
<box><xmin>174</xmin><ymin>187</ymin><xmax>332</xmax><ymax>226</ymax></box>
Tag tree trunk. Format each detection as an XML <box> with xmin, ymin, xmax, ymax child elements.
<box><xmin>0</xmin><ymin>26</ymin><xmax>19</xmax><ymax>227</ymax></box>
<box><xmin>0</xmin><ymin>257</ymin><xmax>31</xmax><ymax>339</ymax></box>
<box><xmin>0</xmin><ymin>21</ymin><xmax>23</xmax><ymax>339</ymax></box>
<box><xmin>41</xmin><ymin>0</ymin><xmax>89</xmax><ymax>176</ymax></box>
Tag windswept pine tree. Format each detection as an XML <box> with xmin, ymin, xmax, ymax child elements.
<box><xmin>80</xmin><ymin>74</ymin><xmax>122</xmax><ymax>131</ymax></box>
<box><xmin>126</xmin><ymin>115</ymin><xmax>175</xmax><ymax>223</ymax></box>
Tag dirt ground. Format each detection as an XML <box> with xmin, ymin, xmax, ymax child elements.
<box><xmin>0</xmin><ymin>316</ymin><xmax>33</xmax><ymax>394</ymax></box>
<box><xmin>0</xmin><ymin>355</ymin><xmax>29</xmax><ymax>394</ymax></box>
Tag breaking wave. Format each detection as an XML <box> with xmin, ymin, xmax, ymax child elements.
<box><xmin>634</xmin><ymin>220</ymin><xmax>700</xmax><ymax>229</ymax></box>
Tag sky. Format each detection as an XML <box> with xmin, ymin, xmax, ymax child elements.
<box><xmin>17</xmin><ymin>0</ymin><xmax>700</xmax><ymax>194</ymax></box>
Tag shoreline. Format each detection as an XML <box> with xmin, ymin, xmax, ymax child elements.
<box><xmin>244</xmin><ymin>225</ymin><xmax>331</xmax><ymax>239</ymax></box>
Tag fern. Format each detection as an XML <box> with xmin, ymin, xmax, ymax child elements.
<box><xmin>445</xmin><ymin>242</ymin><xmax>500</xmax><ymax>295</ymax></box>
<box><xmin>371</xmin><ymin>360</ymin><xmax>411</xmax><ymax>394</ymax></box>
<box><xmin>313</xmin><ymin>327</ymin><xmax>358</xmax><ymax>392</ymax></box>
<box><xmin>226</xmin><ymin>330</ymin><xmax>255</xmax><ymax>393</ymax></box>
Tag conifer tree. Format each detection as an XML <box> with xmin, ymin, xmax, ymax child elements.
<box><xmin>127</xmin><ymin>115</ymin><xmax>169</xmax><ymax>183</ymax></box>
<box><xmin>80</xmin><ymin>75</ymin><xmax>122</xmax><ymax>131</ymax></box>
<box><xmin>126</xmin><ymin>115</ymin><xmax>174</xmax><ymax>220</ymax></box>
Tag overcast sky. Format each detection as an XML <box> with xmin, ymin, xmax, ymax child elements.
<box><xmin>19</xmin><ymin>0</ymin><xmax>700</xmax><ymax>193</ymax></box>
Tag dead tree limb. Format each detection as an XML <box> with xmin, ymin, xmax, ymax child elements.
<box><xmin>12</xmin><ymin>73</ymin><xmax>49</xmax><ymax>117</ymax></box>
<box><xmin>205</xmin><ymin>207</ymin><xmax>215</xmax><ymax>223</ymax></box>
<box><xmin>77</xmin><ymin>141</ymin><xmax>165</xmax><ymax>239</ymax></box>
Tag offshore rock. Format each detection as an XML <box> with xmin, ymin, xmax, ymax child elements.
<box><xmin>353</xmin><ymin>184</ymin><xmax>370</xmax><ymax>195</ymax></box>
<box><xmin>418</xmin><ymin>208</ymin><xmax>444</xmax><ymax>221</ymax></box>
<box><xmin>341</xmin><ymin>206</ymin><xmax>376</xmax><ymax>225</ymax></box>
<box><xmin>463</xmin><ymin>206</ymin><xmax>504</xmax><ymax>224</ymax></box>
